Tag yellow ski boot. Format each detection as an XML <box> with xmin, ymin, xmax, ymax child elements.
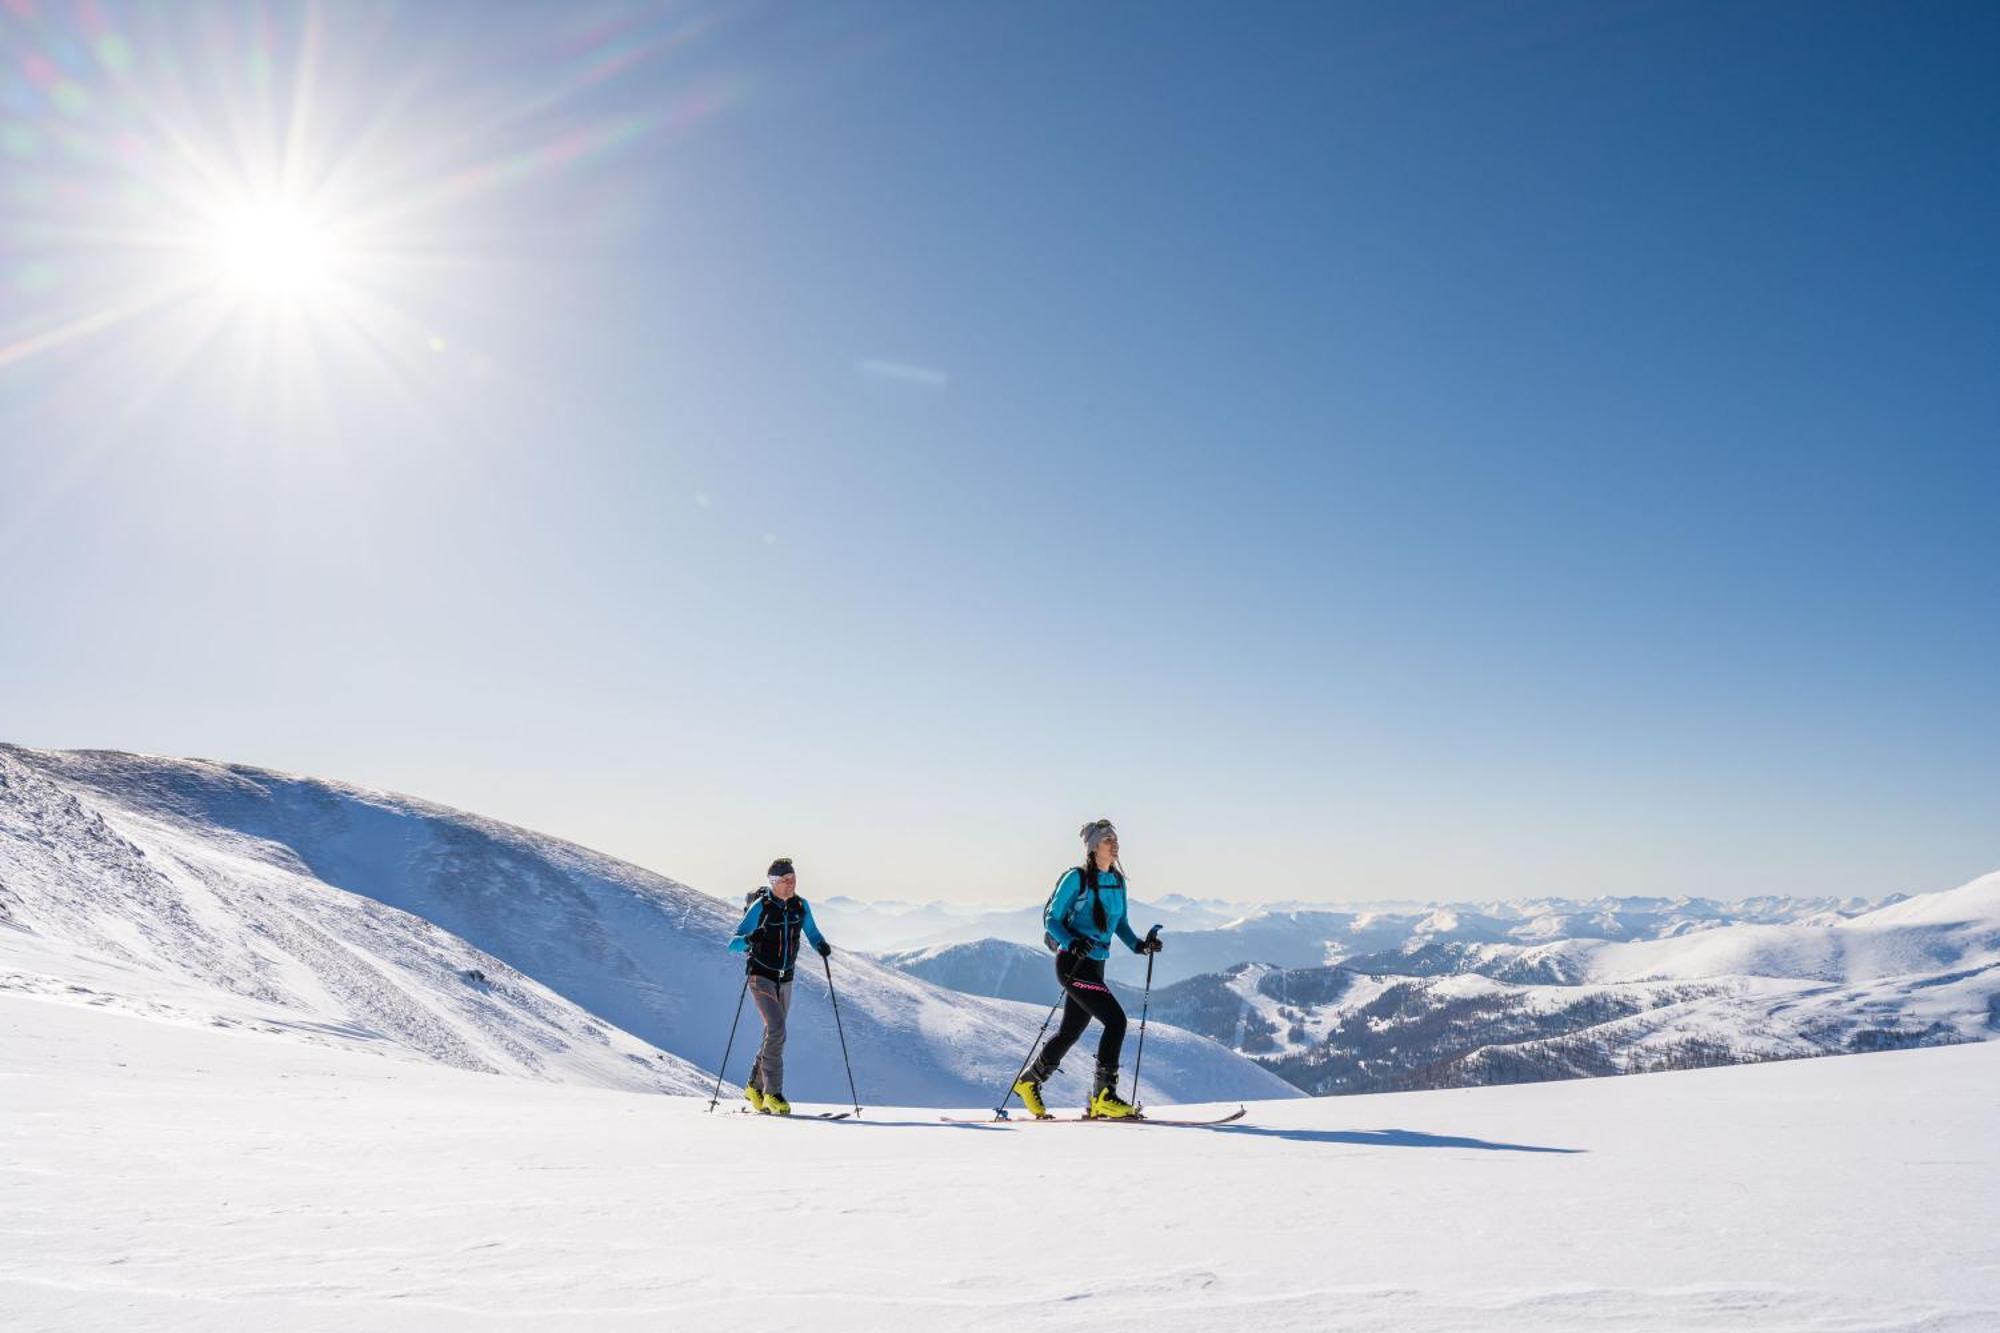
<box><xmin>1012</xmin><ymin>1076</ymin><xmax>1051</xmax><ymax>1120</ymax></box>
<box><xmin>1089</xmin><ymin>1078</ymin><xmax>1140</xmax><ymax>1120</ymax></box>
<box><xmin>743</xmin><ymin>1084</ymin><xmax>768</xmax><ymax>1114</ymax></box>
<box><xmin>764</xmin><ymin>1091</ymin><xmax>792</xmax><ymax>1116</ymax></box>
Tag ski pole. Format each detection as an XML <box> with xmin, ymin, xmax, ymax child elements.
<box><xmin>1129</xmin><ymin>924</ymin><xmax>1161</xmax><ymax>1111</ymax></box>
<box><xmin>996</xmin><ymin>992</ymin><xmax>1064</xmax><ymax>1119</ymax></box>
<box><xmin>706</xmin><ymin>971</ymin><xmax>752</xmax><ymax>1113</ymax></box>
<box><xmin>821</xmin><ymin>952</ymin><xmax>862</xmax><ymax>1117</ymax></box>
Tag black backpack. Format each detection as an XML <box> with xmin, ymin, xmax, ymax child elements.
<box><xmin>1042</xmin><ymin>864</ymin><xmax>1111</xmax><ymax>952</ymax></box>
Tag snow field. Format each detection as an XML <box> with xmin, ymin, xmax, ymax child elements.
<box><xmin>5</xmin><ymin>990</ymin><xmax>1997</xmax><ymax>1333</ymax></box>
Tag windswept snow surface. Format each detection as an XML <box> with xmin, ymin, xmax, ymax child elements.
<box><xmin>0</xmin><ymin>746</ymin><xmax>1289</xmax><ymax>1107</ymax></box>
<box><xmin>4</xmin><ymin>992</ymin><xmax>1996</xmax><ymax>1332</ymax></box>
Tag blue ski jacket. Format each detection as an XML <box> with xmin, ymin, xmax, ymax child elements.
<box><xmin>1044</xmin><ymin>867</ymin><xmax>1145</xmax><ymax>961</ymax></box>
<box><xmin>729</xmin><ymin>894</ymin><xmax>828</xmax><ymax>982</ymax></box>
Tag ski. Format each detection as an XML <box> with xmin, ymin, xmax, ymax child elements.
<box><xmin>940</xmin><ymin>1105</ymin><xmax>1245</xmax><ymax>1127</ymax></box>
<box><xmin>732</xmin><ymin>1109</ymin><xmax>854</xmax><ymax>1120</ymax></box>
<box><xmin>1101</xmin><ymin>1107</ymin><xmax>1245</xmax><ymax>1127</ymax></box>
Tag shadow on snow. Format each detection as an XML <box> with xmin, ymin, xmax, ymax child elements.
<box><xmin>768</xmin><ymin>1116</ymin><xmax>1583</xmax><ymax>1151</ymax></box>
<box><xmin>1207</xmin><ymin>1124</ymin><xmax>1584</xmax><ymax>1153</ymax></box>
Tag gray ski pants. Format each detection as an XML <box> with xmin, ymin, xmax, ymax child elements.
<box><xmin>748</xmin><ymin>975</ymin><xmax>793</xmax><ymax>1094</ymax></box>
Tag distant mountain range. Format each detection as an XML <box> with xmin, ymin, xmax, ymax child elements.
<box><xmin>0</xmin><ymin>746</ymin><xmax>1293</xmax><ymax>1108</ymax></box>
<box><xmin>815</xmin><ymin>891</ymin><xmax>1249</xmax><ymax>956</ymax></box>
<box><xmin>833</xmin><ymin>888</ymin><xmax>1910</xmax><ymax>991</ymax></box>
<box><xmin>866</xmin><ymin>874</ymin><xmax>2000</xmax><ymax>1096</ymax></box>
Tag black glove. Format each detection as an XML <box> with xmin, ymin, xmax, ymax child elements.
<box><xmin>1060</xmin><ymin>939</ymin><xmax>1094</xmax><ymax>961</ymax></box>
<box><xmin>1137</xmin><ymin>932</ymin><xmax>1164</xmax><ymax>955</ymax></box>
<box><xmin>814</xmin><ymin>939</ymin><xmax>832</xmax><ymax>958</ymax></box>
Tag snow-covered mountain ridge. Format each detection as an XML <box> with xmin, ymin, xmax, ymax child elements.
<box><xmin>1144</xmin><ymin>870</ymin><xmax>2000</xmax><ymax>1094</ymax></box>
<box><xmin>880</xmin><ymin>937</ymin><xmax>1054</xmax><ymax>1004</ymax></box>
<box><xmin>0</xmin><ymin>749</ymin><xmax>709</xmax><ymax>1094</ymax></box>
<box><xmin>0</xmin><ymin>745</ymin><xmax>1290</xmax><ymax>1106</ymax></box>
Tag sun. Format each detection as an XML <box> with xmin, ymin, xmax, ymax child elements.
<box><xmin>0</xmin><ymin>4</ymin><xmax>732</xmax><ymax>398</ymax></box>
<box><xmin>208</xmin><ymin>200</ymin><xmax>342</xmax><ymax>303</ymax></box>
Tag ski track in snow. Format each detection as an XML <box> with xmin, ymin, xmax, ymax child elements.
<box><xmin>4</xmin><ymin>994</ymin><xmax>1996</xmax><ymax>1333</ymax></box>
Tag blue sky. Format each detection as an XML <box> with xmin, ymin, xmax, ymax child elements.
<box><xmin>3</xmin><ymin>1</ymin><xmax>1995</xmax><ymax>906</ymax></box>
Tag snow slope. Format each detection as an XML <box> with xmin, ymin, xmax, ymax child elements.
<box><xmin>1845</xmin><ymin>870</ymin><xmax>2000</xmax><ymax>928</ymax></box>
<box><xmin>0</xmin><ymin>750</ymin><xmax>708</xmax><ymax>1094</ymax></box>
<box><xmin>0</xmin><ymin>745</ymin><xmax>1290</xmax><ymax>1107</ymax></box>
<box><xmin>4</xmin><ymin>986</ymin><xmax>1996</xmax><ymax>1332</ymax></box>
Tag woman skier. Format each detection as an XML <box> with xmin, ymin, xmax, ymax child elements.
<box><xmin>728</xmin><ymin>857</ymin><xmax>831</xmax><ymax>1116</ymax></box>
<box><xmin>1013</xmin><ymin>819</ymin><xmax>1163</xmax><ymax>1119</ymax></box>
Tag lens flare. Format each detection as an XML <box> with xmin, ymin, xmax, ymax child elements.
<box><xmin>0</xmin><ymin>1</ymin><xmax>750</xmax><ymax>439</ymax></box>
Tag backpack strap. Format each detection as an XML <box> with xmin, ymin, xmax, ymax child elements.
<box><xmin>1086</xmin><ymin>862</ymin><xmax>1112</xmax><ymax>931</ymax></box>
<box><xmin>1061</xmin><ymin>864</ymin><xmax>1105</xmax><ymax>934</ymax></box>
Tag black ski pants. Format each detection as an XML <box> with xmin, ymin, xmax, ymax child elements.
<box><xmin>1031</xmin><ymin>951</ymin><xmax>1126</xmax><ymax>1079</ymax></box>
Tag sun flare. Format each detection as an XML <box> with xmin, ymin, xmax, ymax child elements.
<box><xmin>209</xmin><ymin>201</ymin><xmax>341</xmax><ymax>302</ymax></box>
<box><xmin>0</xmin><ymin>3</ymin><xmax>734</xmax><ymax>408</ymax></box>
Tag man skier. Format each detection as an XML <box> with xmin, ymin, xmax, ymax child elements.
<box><xmin>1013</xmin><ymin>819</ymin><xmax>1163</xmax><ymax>1119</ymax></box>
<box><xmin>728</xmin><ymin>857</ymin><xmax>831</xmax><ymax>1116</ymax></box>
